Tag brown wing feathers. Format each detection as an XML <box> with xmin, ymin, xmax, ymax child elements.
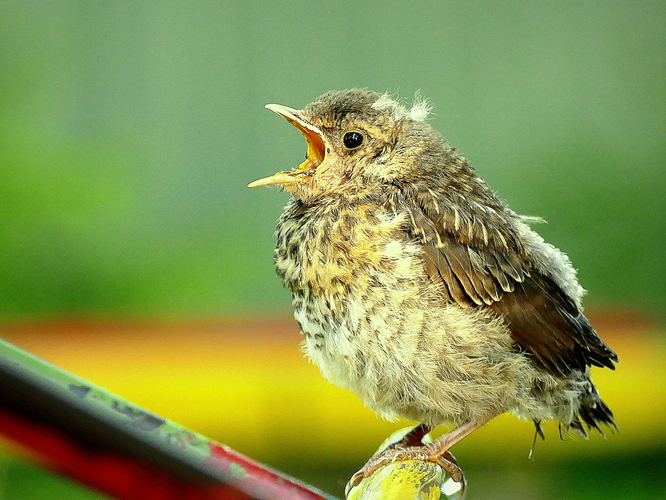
<box><xmin>400</xmin><ymin>189</ymin><xmax>618</xmax><ymax>377</ymax></box>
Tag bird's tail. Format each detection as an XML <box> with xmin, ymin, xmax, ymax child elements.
<box><xmin>564</xmin><ymin>384</ymin><xmax>618</xmax><ymax>439</ymax></box>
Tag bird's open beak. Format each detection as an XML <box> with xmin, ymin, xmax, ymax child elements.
<box><xmin>248</xmin><ymin>104</ymin><xmax>328</xmax><ymax>188</ymax></box>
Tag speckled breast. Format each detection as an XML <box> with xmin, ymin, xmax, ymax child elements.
<box><xmin>273</xmin><ymin>198</ymin><xmax>429</xmax><ymax>390</ymax></box>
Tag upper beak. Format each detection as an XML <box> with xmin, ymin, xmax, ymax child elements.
<box><xmin>248</xmin><ymin>104</ymin><xmax>328</xmax><ymax>188</ymax></box>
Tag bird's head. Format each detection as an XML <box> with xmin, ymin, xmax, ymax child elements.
<box><xmin>249</xmin><ymin>89</ymin><xmax>454</xmax><ymax>203</ymax></box>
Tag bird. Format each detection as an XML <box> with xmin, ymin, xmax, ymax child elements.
<box><xmin>248</xmin><ymin>88</ymin><xmax>618</xmax><ymax>489</ymax></box>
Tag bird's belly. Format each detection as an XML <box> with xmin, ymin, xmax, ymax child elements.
<box><xmin>279</xmin><ymin>205</ymin><xmax>544</xmax><ymax>426</ymax></box>
<box><xmin>294</xmin><ymin>286</ymin><xmax>537</xmax><ymax>427</ymax></box>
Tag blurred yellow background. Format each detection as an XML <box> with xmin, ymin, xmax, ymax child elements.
<box><xmin>0</xmin><ymin>1</ymin><xmax>664</xmax><ymax>499</ymax></box>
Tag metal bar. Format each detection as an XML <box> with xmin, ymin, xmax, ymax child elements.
<box><xmin>0</xmin><ymin>338</ymin><xmax>338</xmax><ymax>500</ymax></box>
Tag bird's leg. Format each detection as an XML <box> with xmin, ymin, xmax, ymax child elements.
<box><xmin>348</xmin><ymin>418</ymin><xmax>493</xmax><ymax>491</ymax></box>
<box><xmin>385</xmin><ymin>423</ymin><xmax>432</xmax><ymax>449</ymax></box>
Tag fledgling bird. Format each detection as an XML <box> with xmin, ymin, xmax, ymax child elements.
<box><xmin>249</xmin><ymin>89</ymin><xmax>618</xmax><ymax>487</ymax></box>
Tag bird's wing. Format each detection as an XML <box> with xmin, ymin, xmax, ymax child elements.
<box><xmin>396</xmin><ymin>188</ymin><xmax>618</xmax><ymax>377</ymax></box>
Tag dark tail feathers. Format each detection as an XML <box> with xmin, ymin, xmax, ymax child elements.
<box><xmin>565</xmin><ymin>396</ymin><xmax>618</xmax><ymax>439</ymax></box>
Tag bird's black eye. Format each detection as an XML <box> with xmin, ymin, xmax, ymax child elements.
<box><xmin>343</xmin><ymin>131</ymin><xmax>364</xmax><ymax>149</ymax></box>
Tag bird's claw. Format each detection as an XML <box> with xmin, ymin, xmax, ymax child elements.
<box><xmin>345</xmin><ymin>447</ymin><xmax>465</xmax><ymax>496</ymax></box>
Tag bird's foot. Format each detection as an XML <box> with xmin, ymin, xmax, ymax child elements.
<box><xmin>346</xmin><ymin>419</ymin><xmax>492</xmax><ymax>495</ymax></box>
<box><xmin>346</xmin><ymin>444</ymin><xmax>464</xmax><ymax>494</ymax></box>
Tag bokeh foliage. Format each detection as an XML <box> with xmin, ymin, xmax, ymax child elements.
<box><xmin>1</xmin><ymin>1</ymin><xmax>664</xmax><ymax>320</ymax></box>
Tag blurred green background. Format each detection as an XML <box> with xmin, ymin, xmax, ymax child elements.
<box><xmin>0</xmin><ymin>1</ymin><xmax>664</xmax><ymax>499</ymax></box>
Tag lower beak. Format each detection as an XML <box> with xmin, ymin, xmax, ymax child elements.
<box><xmin>247</xmin><ymin>170</ymin><xmax>309</xmax><ymax>188</ymax></box>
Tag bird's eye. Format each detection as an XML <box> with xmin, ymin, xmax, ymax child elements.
<box><xmin>343</xmin><ymin>131</ymin><xmax>364</xmax><ymax>149</ymax></box>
